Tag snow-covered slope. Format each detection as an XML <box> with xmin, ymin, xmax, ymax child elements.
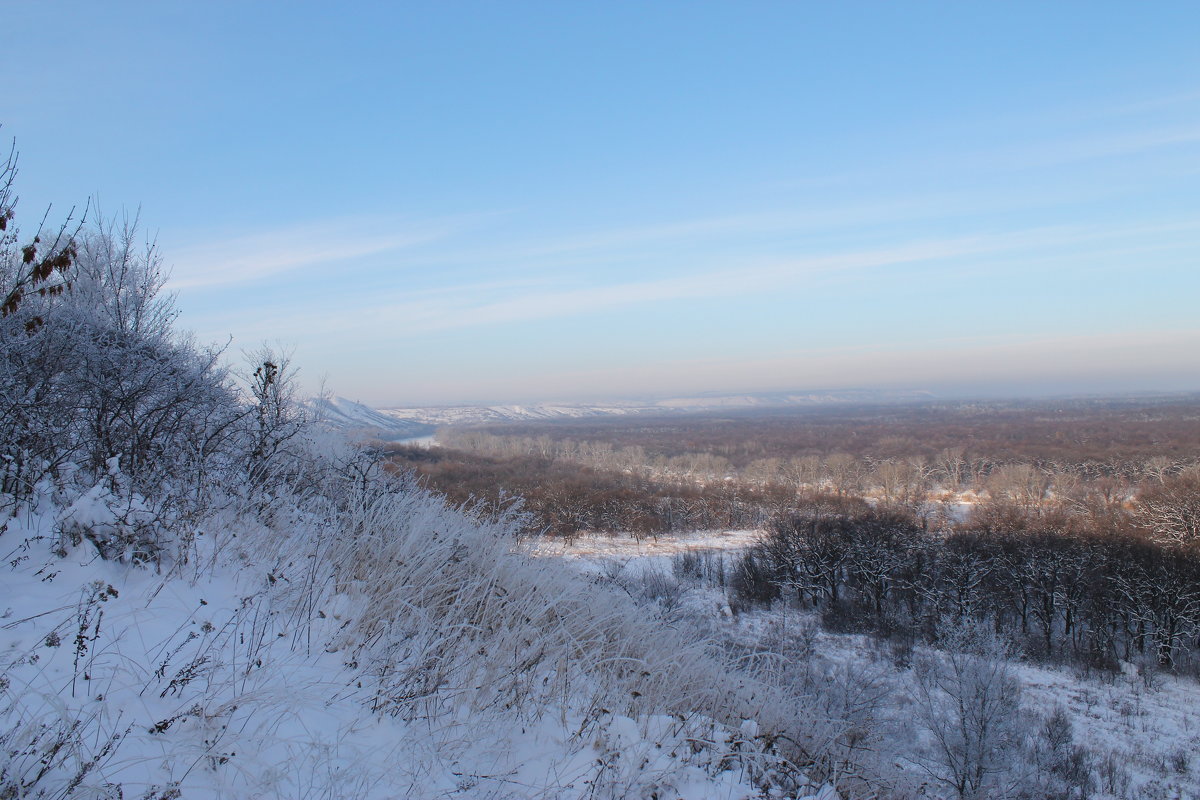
<box><xmin>381</xmin><ymin>402</ymin><xmax>654</xmax><ymax>427</ymax></box>
<box><xmin>309</xmin><ymin>395</ymin><xmax>434</xmax><ymax>439</ymax></box>
<box><xmin>0</xmin><ymin>450</ymin><xmax>825</xmax><ymax>799</ymax></box>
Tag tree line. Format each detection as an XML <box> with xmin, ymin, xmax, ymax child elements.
<box><xmin>384</xmin><ymin>444</ymin><xmax>797</xmax><ymax>536</ymax></box>
<box><xmin>440</xmin><ymin>402</ymin><xmax>1200</xmax><ymax>497</ymax></box>
<box><xmin>458</xmin><ymin>399</ymin><xmax>1200</xmax><ymax>471</ymax></box>
<box><xmin>436</xmin><ymin>425</ymin><xmax>1200</xmax><ymax>547</ymax></box>
<box><xmin>735</xmin><ymin>498</ymin><xmax>1200</xmax><ymax>674</ymax></box>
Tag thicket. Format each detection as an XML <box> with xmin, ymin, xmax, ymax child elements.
<box><xmin>731</xmin><ymin>499</ymin><xmax>1200</xmax><ymax>676</ymax></box>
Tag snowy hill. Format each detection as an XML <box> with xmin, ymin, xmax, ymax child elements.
<box><xmin>309</xmin><ymin>395</ymin><xmax>435</xmax><ymax>439</ymax></box>
<box><xmin>2</xmin><ymin>467</ymin><xmax>816</xmax><ymax>799</ymax></box>
<box><xmin>0</xmin><ymin>182</ymin><xmax>829</xmax><ymax>798</ymax></box>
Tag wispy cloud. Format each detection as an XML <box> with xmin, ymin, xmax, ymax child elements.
<box><xmin>1102</xmin><ymin>88</ymin><xmax>1200</xmax><ymax>117</ymax></box>
<box><xmin>164</xmin><ymin>215</ymin><xmax>463</xmax><ymax>290</ymax></box>
<box><xmin>195</xmin><ymin>216</ymin><xmax>1200</xmax><ymax>345</ymax></box>
<box><xmin>1001</xmin><ymin>124</ymin><xmax>1200</xmax><ymax>170</ymax></box>
<box><xmin>376</xmin><ymin>219</ymin><xmax>1200</xmax><ymax>333</ymax></box>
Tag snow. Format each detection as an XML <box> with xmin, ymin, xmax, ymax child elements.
<box><xmin>16</xmin><ymin>469</ymin><xmax>1200</xmax><ymax>798</ymax></box>
<box><xmin>528</xmin><ymin>529</ymin><xmax>763</xmax><ymax>561</ymax></box>
<box><xmin>532</xmin><ymin>529</ymin><xmax>1200</xmax><ymax>799</ymax></box>
<box><xmin>1013</xmin><ymin>660</ymin><xmax>1200</xmax><ymax>797</ymax></box>
<box><xmin>309</xmin><ymin>395</ymin><xmax>433</xmax><ymax>439</ymax></box>
<box><xmin>1</xmin><ymin>492</ymin><xmax>806</xmax><ymax>799</ymax></box>
<box><xmin>395</xmin><ymin>434</ymin><xmax>438</xmax><ymax>448</ymax></box>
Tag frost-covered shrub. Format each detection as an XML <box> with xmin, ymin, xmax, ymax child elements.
<box><xmin>1031</xmin><ymin>706</ymin><xmax>1094</xmax><ymax>800</ymax></box>
<box><xmin>910</xmin><ymin>625</ymin><xmax>1028</xmax><ymax>799</ymax></box>
<box><xmin>1</xmin><ymin>174</ymin><xmax>318</xmax><ymax>558</ymax></box>
<box><xmin>0</xmin><ymin>146</ymin><xmax>318</xmax><ymax>533</ymax></box>
<box><xmin>1</xmin><ymin>220</ymin><xmax>245</xmax><ymax>519</ymax></box>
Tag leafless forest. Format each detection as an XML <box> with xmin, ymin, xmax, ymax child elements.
<box><xmin>387</xmin><ymin>397</ymin><xmax>1200</xmax><ymax>677</ymax></box>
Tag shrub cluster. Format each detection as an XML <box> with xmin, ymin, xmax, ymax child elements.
<box><xmin>0</xmin><ymin>147</ymin><xmax>305</xmax><ymax>559</ymax></box>
<box><xmin>736</xmin><ymin>500</ymin><xmax>1200</xmax><ymax>674</ymax></box>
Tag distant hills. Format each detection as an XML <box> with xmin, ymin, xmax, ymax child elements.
<box><xmin>381</xmin><ymin>389</ymin><xmax>936</xmax><ymax>427</ymax></box>
<box><xmin>311</xmin><ymin>388</ymin><xmax>934</xmax><ymax>438</ymax></box>
<box><xmin>307</xmin><ymin>395</ymin><xmax>435</xmax><ymax>440</ymax></box>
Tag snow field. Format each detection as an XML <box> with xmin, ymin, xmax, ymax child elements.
<box><xmin>550</xmin><ymin>529</ymin><xmax>1200</xmax><ymax>799</ymax></box>
<box><xmin>1</xmin><ymin>470</ymin><xmax>829</xmax><ymax>799</ymax></box>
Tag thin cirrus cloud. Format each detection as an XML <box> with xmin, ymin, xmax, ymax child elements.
<box><xmin>165</xmin><ymin>104</ymin><xmax>1200</xmax><ymax>299</ymax></box>
<box><xmin>785</xmin><ymin>115</ymin><xmax>1200</xmax><ymax>193</ymax></box>
<box><xmin>164</xmin><ymin>216</ymin><xmax>461</xmax><ymax>290</ymax></box>
<box><xmin>996</xmin><ymin>123</ymin><xmax>1200</xmax><ymax>171</ymax></box>
<box><xmin>199</xmin><ymin>215</ymin><xmax>1199</xmax><ymax>345</ymax></box>
<box><xmin>395</xmin><ymin>219</ymin><xmax>1197</xmax><ymax>331</ymax></box>
<box><xmin>183</xmin><ymin>233</ymin><xmax>981</xmax><ymax>343</ymax></box>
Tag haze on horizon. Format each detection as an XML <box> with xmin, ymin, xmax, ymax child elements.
<box><xmin>6</xmin><ymin>3</ymin><xmax>1199</xmax><ymax>408</ymax></box>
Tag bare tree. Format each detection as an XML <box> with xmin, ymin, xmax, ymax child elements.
<box><xmin>824</xmin><ymin>453</ymin><xmax>861</xmax><ymax>497</ymax></box>
<box><xmin>1135</xmin><ymin>467</ymin><xmax>1200</xmax><ymax>546</ymax></box>
<box><xmin>910</xmin><ymin>625</ymin><xmax>1026</xmax><ymax>799</ymax></box>
<box><xmin>937</xmin><ymin>447</ymin><xmax>967</xmax><ymax>491</ymax></box>
<box><xmin>245</xmin><ymin>345</ymin><xmax>308</xmax><ymax>485</ymax></box>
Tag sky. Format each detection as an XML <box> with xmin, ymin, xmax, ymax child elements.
<box><xmin>5</xmin><ymin>2</ymin><xmax>1200</xmax><ymax>407</ymax></box>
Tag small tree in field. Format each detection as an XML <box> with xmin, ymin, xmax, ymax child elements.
<box><xmin>245</xmin><ymin>346</ymin><xmax>307</xmax><ymax>485</ymax></box>
<box><xmin>910</xmin><ymin>624</ymin><xmax>1027</xmax><ymax>799</ymax></box>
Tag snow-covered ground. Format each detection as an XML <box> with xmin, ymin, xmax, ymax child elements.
<box><xmin>1014</xmin><ymin>660</ymin><xmax>1200</xmax><ymax>798</ymax></box>
<box><xmin>1</xmin><ymin>498</ymin><xmax>822</xmax><ymax>799</ymax></box>
<box><xmin>394</xmin><ymin>434</ymin><xmax>438</xmax><ymax>448</ymax></box>
<box><xmin>309</xmin><ymin>395</ymin><xmax>435</xmax><ymax>440</ymax></box>
<box><xmin>535</xmin><ymin>528</ymin><xmax>1200</xmax><ymax>799</ymax></box>
<box><xmin>528</xmin><ymin>529</ymin><xmax>761</xmax><ymax>563</ymax></box>
<box><xmin>8</xmin><ymin>484</ymin><xmax>1195</xmax><ymax>800</ymax></box>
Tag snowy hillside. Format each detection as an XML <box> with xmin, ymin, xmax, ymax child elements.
<box><xmin>2</xmin><ymin>469</ymin><xmax>820</xmax><ymax>799</ymax></box>
<box><xmin>309</xmin><ymin>395</ymin><xmax>434</xmax><ymax>439</ymax></box>
<box><xmin>0</xmin><ymin>193</ymin><xmax>827</xmax><ymax>798</ymax></box>
<box><xmin>545</xmin><ymin>531</ymin><xmax>1200</xmax><ymax>800</ymax></box>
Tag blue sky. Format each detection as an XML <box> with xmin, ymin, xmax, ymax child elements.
<box><xmin>5</xmin><ymin>2</ymin><xmax>1200</xmax><ymax>406</ymax></box>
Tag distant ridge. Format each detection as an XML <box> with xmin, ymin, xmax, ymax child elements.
<box><xmin>381</xmin><ymin>388</ymin><xmax>935</xmax><ymax>427</ymax></box>
<box><xmin>308</xmin><ymin>395</ymin><xmax>434</xmax><ymax>439</ymax></box>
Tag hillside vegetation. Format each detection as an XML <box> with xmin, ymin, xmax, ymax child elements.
<box><xmin>0</xmin><ymin>148</ymin><xmax>828</xmax><ymax>798</ymax></box>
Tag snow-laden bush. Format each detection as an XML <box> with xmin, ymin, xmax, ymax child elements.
<box><xmin>1</xmin><ymin>218</ymin><xmax>247</xmax><ymax>522</ymax></box>
<box><xmin>2</xmin><ymin>167</ymin><xmax>309</xmax><ymax>551</ymax></box>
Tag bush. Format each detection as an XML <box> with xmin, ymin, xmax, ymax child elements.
<box><xmin>0</xmin><ymin>147</ymin><xmax>311</xmax><ymax>557</ymax></box>
<box><xmin>729</xmin><ymin>549</ymin><xmax>780</xmax><ymax>610</ymax></box>
<box><xmin>910</xmin><ymin>625</ymin><xmax>1027</xmax><ymax>799</ymax></box>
